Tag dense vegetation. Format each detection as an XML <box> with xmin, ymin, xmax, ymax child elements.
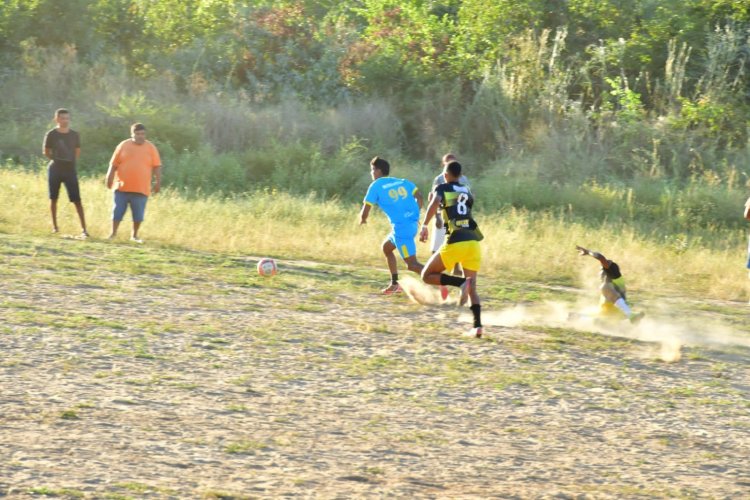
<box><xmin>1</xmin><ymin>1</ymin><xmax>749</xmax><ymax>236</ymax></box>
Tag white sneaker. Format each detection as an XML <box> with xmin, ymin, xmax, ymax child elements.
<box><xmin>130</xmin><ymin>237</ymin><xmax>144</xmax><ymax>244</ymax></box>
<box><xmin>463</xmin><ymin>327</ymin><xmax>483</xmax><ymax>338</ymax></box>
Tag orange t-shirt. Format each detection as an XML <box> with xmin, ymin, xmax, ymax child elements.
<box><xmin>110</xmin><ymin>139</ymin><xmax>162</xmax><ymax>196</ymax></box>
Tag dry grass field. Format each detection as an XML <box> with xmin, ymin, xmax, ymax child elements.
<box><xmin>2</xmin><ymin>169</ymin><xmax>749</xmax><ymax>302</ymax></box>
<box><xmin>1</xmin><ymin>231</ymin><xmax>749</xmax><ymax>499</ymax></box>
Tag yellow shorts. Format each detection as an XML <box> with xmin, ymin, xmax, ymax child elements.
<box><xmin>599</xmin><ymin>301</ymin><xmax>625</xmax><ymax>318</ymax></box>
<box><xmin>439</xmin><ymin>240</ymin><xmax>481</xmax><ymax>272</ymax></box>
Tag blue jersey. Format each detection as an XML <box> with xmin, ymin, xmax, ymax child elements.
<box><xmin>364</xmin><ymin>177</ymin><xmax>420</xmax><ymax>226</ymax></box>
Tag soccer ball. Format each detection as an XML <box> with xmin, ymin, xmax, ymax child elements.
<box><xmin>257</xmin><ymin>258</ymin><xmax>278</xmax><ymax>277</ymax></box>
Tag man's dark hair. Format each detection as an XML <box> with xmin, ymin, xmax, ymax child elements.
<box><xmin>446</xmin><ymin>161</ymin><xmax>462</xmax><ymax>178</ymax></box>
<box><xmin>131</xmin><ymin>123</ymin><xmax>146</xmax><ymax>134</ymax></box>
<box><xmin>55</xmin><ymin>108</ymin><xmax>70</xmax><ymax>118</ymax></box>
<box><xmin>370</xmin><ymin>156</ymin><xmax>390</xmax><ymax>176</ymax></box>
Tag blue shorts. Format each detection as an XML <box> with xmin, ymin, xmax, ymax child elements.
<box><xmin>388</xmin><ymin>222</ymin><xmax>418</xmax><ymax>259</ymax></box>
<box><xmin>48</xmin><ymin>161</ymin><xmax>81</xmax><ymax>203</ymax></box>
<box><xmin>113</xmin><ymin>190</ymin><xmax>148</xmax><ymax>223</ymax></box>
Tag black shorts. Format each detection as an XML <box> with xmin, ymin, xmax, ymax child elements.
<box><xmin>48</xmin><ymin>161</ymin><xmax>81</xmax><ymax>203</ymax></box>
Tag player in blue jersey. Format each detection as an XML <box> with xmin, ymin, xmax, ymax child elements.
<box><xmin>359</xmin><ymin>156</ymin><xmax>424</xmax><ymax>294</ymax></box>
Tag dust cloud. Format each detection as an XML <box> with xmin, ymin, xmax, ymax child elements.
<box><xmin>400</xmin><ymin>275</ymin><xmax>455</xmax><ymax>306</ymax></box>
<box><xmin>460</xmin><ymin>301</ymin><xmax>750</xmax><ymax>363</ymax></box>
<box><xmin>399</xmin><ymin>275</ymin><xmax>748</xmax><ymax>363</ymax></box>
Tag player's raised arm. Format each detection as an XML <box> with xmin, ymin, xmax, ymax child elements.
<box><xmin>576</xmin><ymin>245</ymin><xmax>610</xmax><ymax>268</ymax></box>
<box><xmin>420</xmin><ymin>192</ymin><xmax>442</xmax><ymax>242</ymax></box>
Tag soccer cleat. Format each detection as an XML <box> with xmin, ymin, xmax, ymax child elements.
<box><xmin>629</xmin><ymin>311</ymin><xmax>645</xmax><ymax>324</ymax></box>
<box><xmin>382</xmin><ymin>283</ymin><xmax>403</xmax><ymax>295</ymax></box>
<box><xmin>463</xmin><ymin>327</ymin><xmax>483</xmax><ymax>338</ymax></box>
<box><xmin>439</xmin><ymin>285</ymin><xmax>450</xmax><ymax>301</ymax></box>
<box><xmin>459</xmin><ymin>277</ymin><xmax>473</xmax><ymax>306</ymax></box>
<box><xmin>130</xmin><ymin>237</ymin><xmax>144</xmax><ymax>244</ymax></box>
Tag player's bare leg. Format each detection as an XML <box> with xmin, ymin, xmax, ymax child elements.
<box><xmin>421</xmin><ymin>252</ymin><xmax>451</xmax><ymax>301</ymax></box>
<box><xmin>429</xmin><ymin>249</ymin><xmax>452</xmax><ymax>296</ymax></box>
<box><xmin>381</xmin><ymin>239</ymin><xmax>401</xmax><ymax>294</ymax></box>
<box><xmin>50</xmin><ymin>199</ymin><xmax>59</xmax><ymax>233</ymax></box>
<box><xmin>403</xmin><ymin>255</ymin><xmax>423</xmax><ymax>275</ymax></box>
<box><xmin>131</xmin><ymin>221</ymin><xmax>143</xmax><ymax>243</ymax></box>
<box><xmin>421</xmin><ymin>251</ymin><xmax>469</xmax><ymax>300</ymax></box>
<box><xmin>430</xmin><ymin>226</ymin><xmax>451</xmax><ymax>298</ymax></box>
<box><xmin>421</xmin><ymin>251</ymin><xmax>447</xmax><ymax>285</ymax></box>
<box><xmin>108</xmin><ymin>220</ymin><xmax>121</xmax><ymax>240</ymax></box>
<box><xmin>73</xmin><ymin>201</ymin><xmax>88</xmax><ymax>237</ymax></box>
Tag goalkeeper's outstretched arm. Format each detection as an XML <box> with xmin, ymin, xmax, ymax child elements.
<box><xmin>576</xmin><ymin>245</ymin><xmax>611</xmax><ymax>269</ymax></box>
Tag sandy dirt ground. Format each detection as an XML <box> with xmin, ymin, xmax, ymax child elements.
<box><xmin>1</xmin><ymin>235</ymin><xmax>749</xmax><ymax>499</ymax></box>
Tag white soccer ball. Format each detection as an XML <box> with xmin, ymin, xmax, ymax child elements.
<box><xmin>257</xmin><ymin>258</ymin><xmax>278</xmax><ymax>277</ymax></box>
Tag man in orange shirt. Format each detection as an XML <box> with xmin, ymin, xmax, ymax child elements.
<box><xmin>105</xmin><ymin>123</ymin><xmax>161</xmax><ymax>243</ymax></box>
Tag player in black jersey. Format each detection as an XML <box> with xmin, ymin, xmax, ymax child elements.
<box><xmin>419</xmin><ymin>161</ymin><xmax>485</xmax><ymax>338</ymax></box>
<box><xmin>576</xmin><ymin>245</ymin><xmax>644</xmax><ymax>323</ymax></box>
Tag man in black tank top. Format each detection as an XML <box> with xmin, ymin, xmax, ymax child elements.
<box><xmin>43</xmin><ymin>108</ymin><xmax>88</xmax><ymax>237</ymax></box>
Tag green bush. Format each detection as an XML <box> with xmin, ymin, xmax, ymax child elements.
<box><xmin>165</xmin><ymin>147</ymin><xmax>247</xmax><ymax>195</ymax></box>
